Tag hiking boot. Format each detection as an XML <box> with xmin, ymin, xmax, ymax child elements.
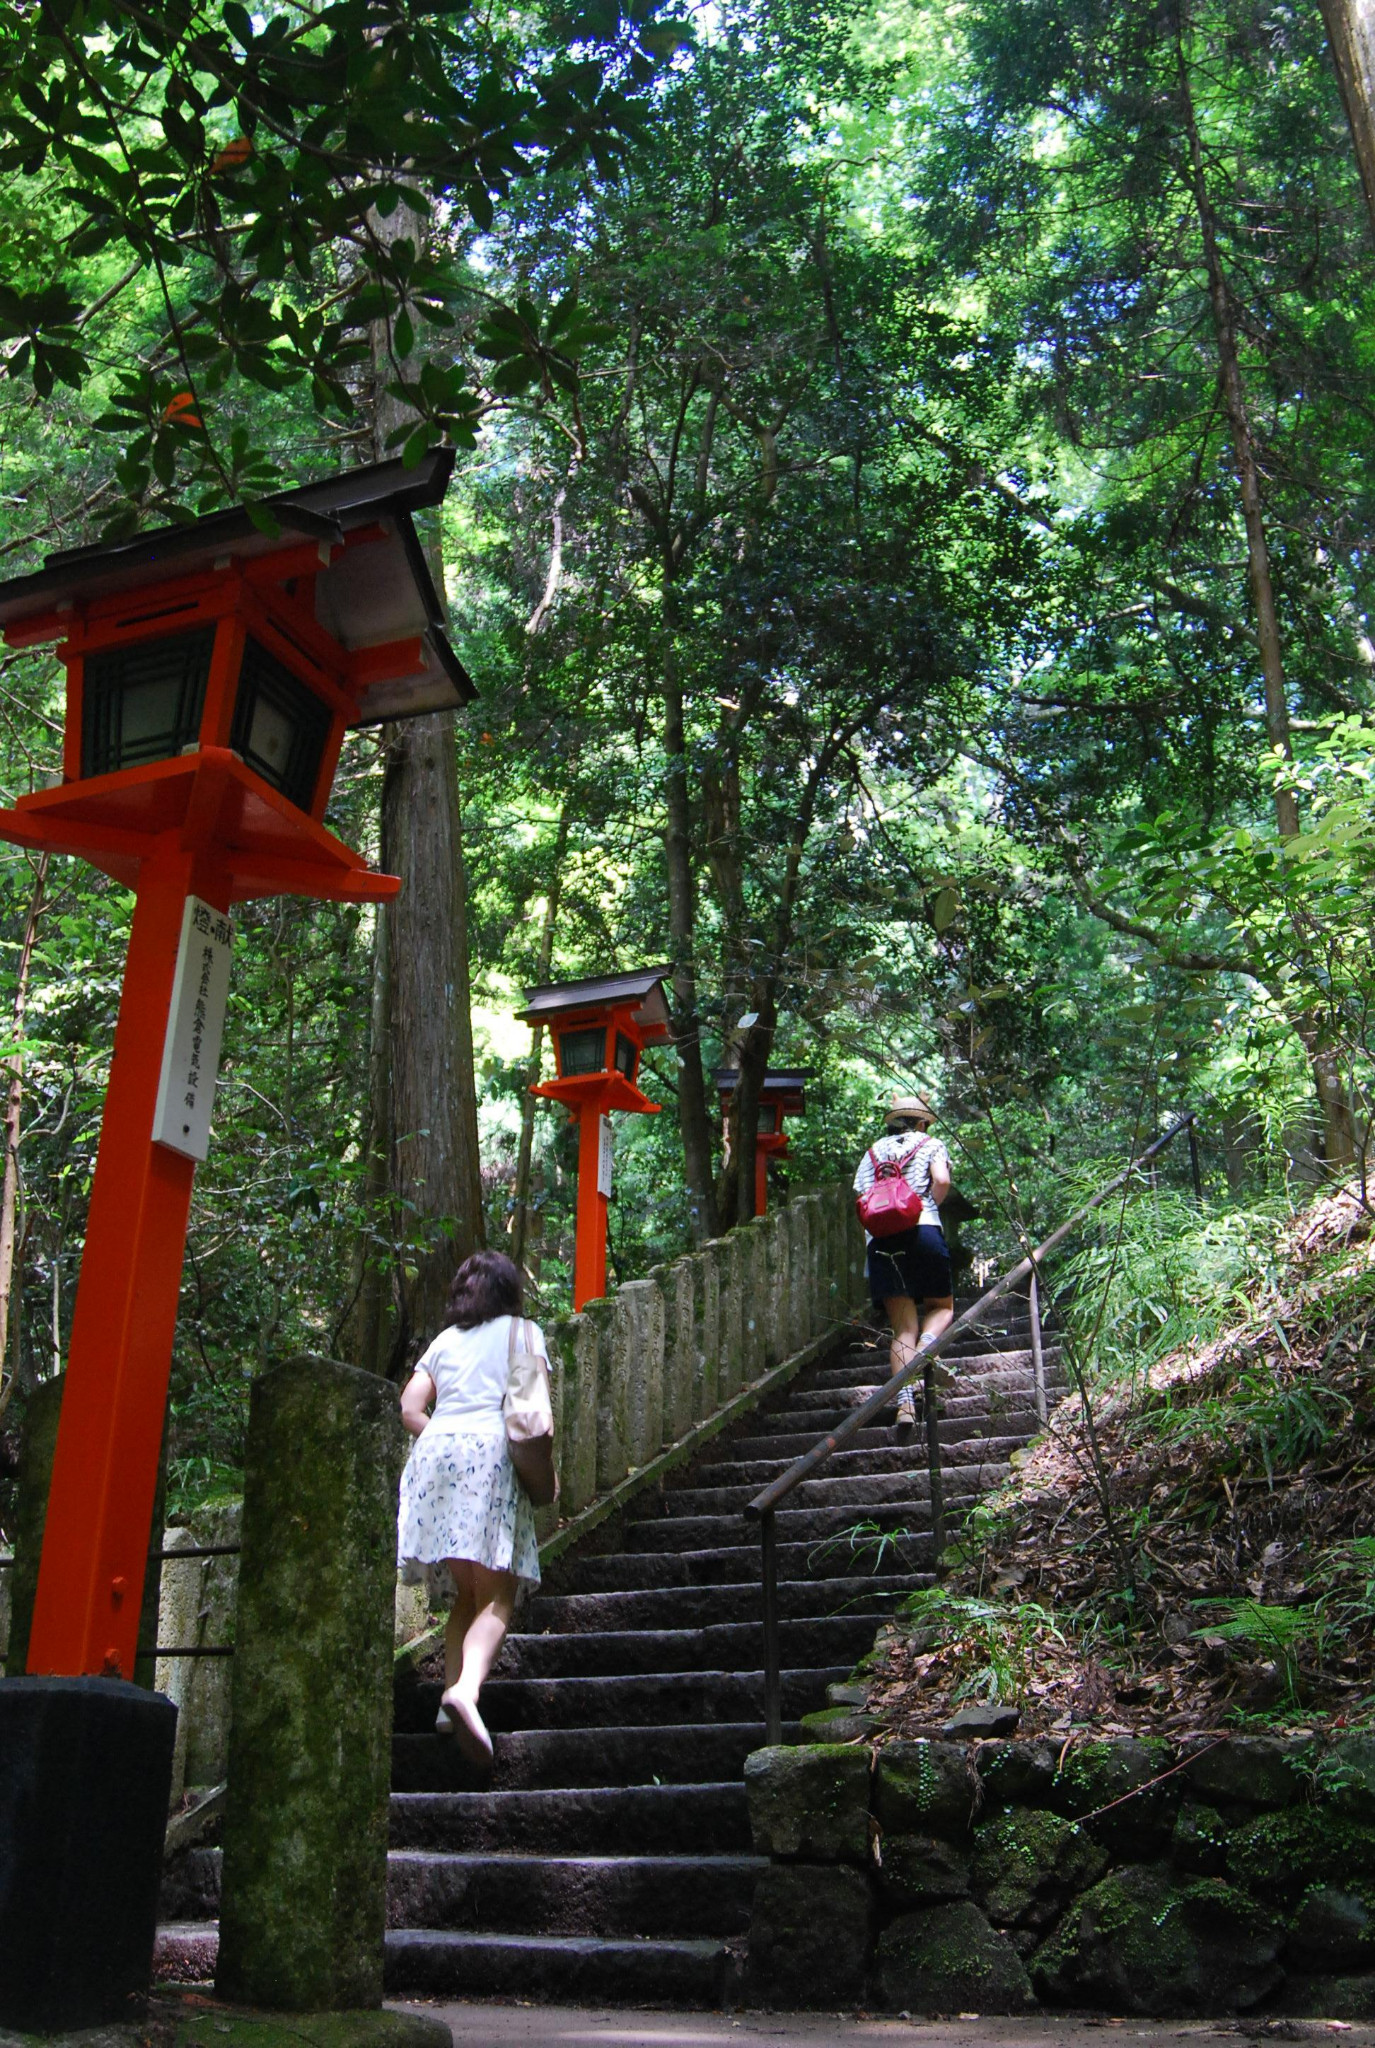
<box><xmin>894</xmin><ymin>1387</ymin><xmax>916</xmax><ymax>1432</ymax></box>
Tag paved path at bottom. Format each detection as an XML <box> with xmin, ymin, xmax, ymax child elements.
<box><xmin>400</xmin><ymin>2000</ymin><xmax>1373</xmax><ymax>2048</ymax></box>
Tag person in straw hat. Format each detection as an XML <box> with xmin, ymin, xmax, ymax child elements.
<box><xmin>853</xmin><ymin>1092</ymin><xmax>954</xmax><ymax>1431</ymax></box>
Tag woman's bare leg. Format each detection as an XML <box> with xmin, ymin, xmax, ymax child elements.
<box><xmin>443</xmin><ymin>1561</ymin><xmax>477</xmax><ymax>1692</ymax></box>
<box><xmin>882</xmin><ymin>1294</ymin><xmax>921</xmax><ymax>1429</ymax></box>
<box><xmin>920</xmin><ymin>1294</ymin><xmax>955</xmax><ymax>1349</ymax></box>
<box><xmin>440</xmin><ymin>1560</ymin><xmax>518</xmax><ymax>1763</ymax></box>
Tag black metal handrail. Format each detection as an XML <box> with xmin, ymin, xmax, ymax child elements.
<box><xmin>746</xmin><ymin>1112</ymin><xmax>1201</xmax><ymax>1743</ymax></box>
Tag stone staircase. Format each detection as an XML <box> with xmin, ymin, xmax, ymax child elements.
<box><xmin>158</xmin><ymin>1295</ymin><xmax>1064</xmax><ymax>2004</ymax></box>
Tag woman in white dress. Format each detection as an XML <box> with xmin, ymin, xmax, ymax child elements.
<box><xmin>398</xmin><ymin>1249</ymin><xmax>544</xmax><ymax>1766</ymax></box>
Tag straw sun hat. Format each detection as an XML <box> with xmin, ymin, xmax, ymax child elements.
<box><xmin>884</xmin><ymin>1092</ymin><xmax>935</xmax><ymax>1128</ymax></box>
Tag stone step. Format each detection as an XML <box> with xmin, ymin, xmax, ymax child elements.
<box><xmin>162</xmin><ymin>1845</ymin><xmax>766</xmax><ymax>1939</ymax></box>
<box><xmin>384</xmin><ymin>1928</ymin><xmax>730</xmax><ymax>2006</ymax></box>
<box><xmin>665</xmin><ymin>1448</ymin><xmax>1030</xmax><ymax>1518</ymax></box>
<box><xmin>153</xmin><ymin>1923</ymin><xmax>217</xmax><ymax>1984</ymax></box>
<box><xmin>389</xmin><ymin>1782</ymin><xmax>751</xmax><ymax>1855</ymax></box>
<box><xmin>390</xmin><ymin>1720</ymin><xmax>802</xmax><ymax>1792</ymax></box>
<box><xmin>443</xmin><ymin>1663</ymin><xmax>846</xmax><ymax>1731</ymax></box>
<box><xmin>690</xmin><ymin>1432</ymin><xmax>1043</xmax><ymax>1489</ymax></box>
<box><xmin>720</xmin><ymin>1417</ymin><xmax>1038</xmax><ymax>1461</ymax></box>
<box><xmin>811</xmin><ymin>1345</ymin><xmax>1059</xmax><ymax>1388</ymax></box>
<box><xmin>622</xmin><ymin>1477</ymin><xmax>1008</xmax><ymax>1553</ymax></box>
<box><xmin>387</xmin><ymin>1850</ymin><xmax>765</xmax><ymax>1938</ymax></box>
<box><xmin>560</xmin><ymin>1531</ymin><xmax>935</xmax><ymax>1591</ymax></box>
<box><xmin>487</xmin><ymin>1613</ymin><xmax>882</xmax><ymax>1680</ymax></box>
<box><xmin>523</xmin><ymin>1573</ymin><xmax>930</xmax><ymax>1634</ymax></box>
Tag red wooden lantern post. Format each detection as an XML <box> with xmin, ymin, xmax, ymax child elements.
<box><xmin>518</xmin><ymin>969</ymin><xmax>672</xmax><ymax>1310</ymax></box>
<box><xmin>0</xmin><ymin>453</ymin><xmax>472</xmax><ymax>1684</ymax></box>
<box><xmin>716</xmin><ymin>1068</ymin><xmax>811</xmax><ymax>1216</ymax></box>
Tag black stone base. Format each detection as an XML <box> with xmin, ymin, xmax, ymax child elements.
<box><xmin>0</xmin><ymin>1674</ymin><xmax>177</xmax><ymax>2031</ymax></box>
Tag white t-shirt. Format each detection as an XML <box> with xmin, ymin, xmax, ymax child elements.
<box><xmin>415</xmin><ymin>1315</ymin><xmax>549</xmax><ymax>1438</ymax></box>
<box><xmin>853</xmin><ymin>1133</ymin><xmax>950</xmax><ymax>1240</ymax></box>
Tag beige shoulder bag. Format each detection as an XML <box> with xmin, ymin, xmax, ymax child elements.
<box><xmin>503</xmin><ymin>1316</ymin><xmax>558</xmax><ymax>1508</ymax></box>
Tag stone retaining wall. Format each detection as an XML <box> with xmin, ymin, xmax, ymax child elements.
<box><xmin>744</xmin><ymin>1732</ymin><xmax>1375</xmax><ymax>2019</ymax></box>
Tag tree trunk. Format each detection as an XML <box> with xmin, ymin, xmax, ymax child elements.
<box><xmin>0</xmin><ymin>854</ymin><xmax>47</xmax><ymax>1421</ymax></box>
<box><xmin>380</xmin><ymin>714</ymin><xmax>486</xmax><ymax>1367</ymax></box>
<box><xmin>1320</xmin><ymin>0</ymin><xmax>1375</xmax><ymax>241</ymax></box>
<box><xmin>662</xmin><ymin>662</ymin><xmax>719</xmax><ymax>1240</ymax></box>
<box><xmin>1174</xmin><ymin>19</ymin><xmax>1299</xmax><ymax>839</ymax></box>
<box><xmin>721</xmin><ymin>1009</ymin><xmax>775</xmax><ymax>1226</ymax></box>
<box><xmin>340</xmin><ymin>902</ymin><xmax>392</xmax><ymax>1371</ymax></box>
<box><xmin>511</xmin><ymin>801</ymin><xmax>572</xmax><ymax>1272</ymax></box>
<box><xmin>1175</xmin><ymin>18</ymin><xmax>1357</xmax><ymax>1167</ymax></box>
<box><xmin>368</xmin><ymin>201</ymin><xmax>486</xmax><ymax>1370</ymax></box>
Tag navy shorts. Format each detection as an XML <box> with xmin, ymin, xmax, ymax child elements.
<box><xmin>866</xmin><ymin>1224</ymin><xmax>952</xmax><ymax>1308</ymax></box>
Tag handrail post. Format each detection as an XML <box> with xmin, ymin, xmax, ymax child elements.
<box><xmin>1188</xmin><ymin>1120</ymin><xmax>1204</xmax><ymax>1204</ymax></box>
<box><xmin>761</xmin><ymin>1507</ymin><xmax>782</xmax><ymax>1746</ymax></box>
<box><xmin>923</xmin><ymin>1359</ymin><xmax>945</xmax><ymax>1570</ymax></box>
<box><xmin>1029</xmin><ymin>1269</ymin><xmax>1047</xmax><ymax>1426</ymax></box>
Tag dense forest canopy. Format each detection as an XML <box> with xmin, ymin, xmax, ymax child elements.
<box><xmin>0</xmin><ymin>0</ymin><xmax>1371</xmax><ymax>1520</ymax></box>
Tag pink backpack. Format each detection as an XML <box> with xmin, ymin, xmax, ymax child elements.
<box><xmin>856</xmin><ymin>1140</ymin><xmax>930</xmax><ymax>1238</ymax></box>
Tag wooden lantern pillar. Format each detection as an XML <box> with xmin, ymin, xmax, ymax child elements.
<box><xmin>0</xmin><ymin>453</ymin><xmax>474</xmax><ymax>1683</ymax></box>
<box><xmin>716</xmin><ymin>1067</ymin><xmax>811</xmax><ymax>1217</ymax></box>
<box><xmin>519</xmin><ymin>969</ymin><xmax>673</xmax><ymax>1310</ymax></box>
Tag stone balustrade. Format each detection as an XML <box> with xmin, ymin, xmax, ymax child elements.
<box><xmin>543</xmin><ymin>1181</ymin><xmax>866</xmax><ymax>1521</ymax></box>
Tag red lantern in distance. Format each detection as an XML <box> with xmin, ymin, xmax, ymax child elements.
<box><xmin>716</xmin><ymin>1067</ymin><xmax>812</xmax><ymax>1217</ymax></box>
<box><xmin>518</xmin><ymin>968</ymin><xmax>673</xmax><ymax>1310</ymax></box>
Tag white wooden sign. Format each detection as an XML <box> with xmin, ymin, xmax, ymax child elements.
<box><xmin>596</xmin><ymin>1113</ymin><xmax>614</xmax><ymax>1198</ymax></box>
<box><xmin>151</xmin><ymin>896</ymin><xmax>234</xmax><ymax>1162</ymax></box>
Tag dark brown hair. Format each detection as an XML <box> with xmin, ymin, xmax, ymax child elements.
<box><xmin>446</xmin><ymin>1248</ymin><xmax>523</xmax><ymax>1329</ymax></box>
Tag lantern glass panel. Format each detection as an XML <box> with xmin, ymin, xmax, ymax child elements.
<box><xmin>81</xmin><ymin>626</ymin><xmax>216</xmax><ymax>777</ymax></box>
<box><xmin>230</xmin><ymin>638</ymin><xmax>333</xmax><ymax>811</ymax></box>
<box><xmin>614</xmin><ymin>1033</ymin><xmax>638</xmax><ymax>1080</ymax></box>
<box><xmin>757</xmin><ymin>1106</ymin><xmax>780</xmax><ymax>1135</ymax></box>
<box><xmin>559</xmin><ymin>1026</ymin><xmax>606</xmax><ymax>1076</ymax></box>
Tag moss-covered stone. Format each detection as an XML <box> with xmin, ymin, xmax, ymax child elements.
<box><xmin>798</xmin><ymin>1705</ymin><xmax>882</xmax><ymax>1743</ymax></box>
<box><xmin>875</xmin><ymin>1740</ymin><xmax>977</xmax><ymax>1838</ymax></box>
<box><xmin>970</xmin><ymin>1807</ymin><xmax>1107</xmax><ymax>1930</ymax></box>
<box><xmin>1182</xmin><ymin>1735</ymin><xmax>1311</xmax><ymax>1811</ymax></box>
<box><xmin>976</xmin><ymin>1739</ymin><xmax>1059</xmax><ymax>1807</ymax></box>
<box><xmin>1279</xmin><ymin>1971</ymin><xmax>1375</xmax><ymax>2020</ymax></box>
<box><xmin>1172</xmin><ymin>1800</ymin><xmax>1230</xmax><ymax>1877</ymax></box>
<box><xmin>1050</xmin><ymin>1737</ymin><xmax>1179</xmax><ymax>1855</ymax></box>
<box><xmin>216</xmin><ymin>1360</ymin><xmax>407</xmax><ymax>2012</ymax></box>
<box><xmin>872</xmin><ymin>1900</ymin><xmax>1035</xmax><ymax>2014</ymax></box>
<box><xmin>1</xmin><ymin>1993</ymin><xmax>453</xmax><ymax>2048</ymax></box>
<box><xmin>745</xmin><ymin>1862</ymin><xmax>872</xmax><ymax>2006</ymax></box>
<box><xmin>1229</xmin><ymin>1803</ymin><xmax>1375</xmax><ymax>1902</ymax></box>
<box><xmin>1031</xmin><ymin>1862</ymin><xmax>1283</xmax><ymax>2015</ymax></box>
<box><xmin>176</xmin><ymin>2007</ymin><xmax>451</xmax><ymax>2048</ymax></box>
<box><xmin>877</xmin><ymin>1832</ymin><xmax>971</xmax><ymax>1908</ymax></box>
<box><xmin>744</xmin><ymin>1743</ymin><xmax>872</xmax><ymax>1863</ymax></box>
<box><xmin>1287</xmin><ymin>1886</ymin><xmax>1375</xmax><ymax>1972</ymax></box>
<box><xmin>1324</xmin><ymin>1735</ymin><xmax>1375</xmax><ymax>1823</ymax></box>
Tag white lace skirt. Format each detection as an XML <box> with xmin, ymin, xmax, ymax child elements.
<box><xmin>397</xmin><ymin>1425</ymin><xmax>541</xmax><ymax>1597</ymax></box>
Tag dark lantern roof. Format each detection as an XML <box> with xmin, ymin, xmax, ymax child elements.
<box><xmin>0</xmin><ymin>451</ymin><xmax>474</xmax><ymax>726</ymax></box>
<box><xmin>714</xmin><ymin>1067</ymin><xmax>815</xmax><ymax>1097</ymax></box>
<box><xmin>518</xmin><ymin>966</ymin><xmax>674</xmax><ymax>1036</ymax></box>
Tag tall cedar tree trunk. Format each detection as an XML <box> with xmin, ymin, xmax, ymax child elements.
<box><xmin>662</xmin><ymin>590</ymin><xmax>719</xmax><ymax>1241</ymax></box>
<box><xmin>511</xmin><ymin>801</ymin><xmax>572</xmax><ymax>1271</ymax></box>
<box><xmin>341</xmin><ymin>898</ymin><xmax>391</xmax><ymax>1371</ymax></box>
<box><xmin>368</xmin><ymin>204</ymin><xmax>485</xmax><ymax>1372</ymax></box>
<box><xmin>1175</xmin><ymin>17</ymin><xmax>1356</xmax><ymax>1167</ymax></box>
<box><xmin>0</xmin><ymin>855</ymin><xmax>46</xmax><ymax>1420</ymax></box>
<box><xmin>1320</xmin><ymin>0</ymin><xmax>1375</xmax><ymax>240</ymax></box>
